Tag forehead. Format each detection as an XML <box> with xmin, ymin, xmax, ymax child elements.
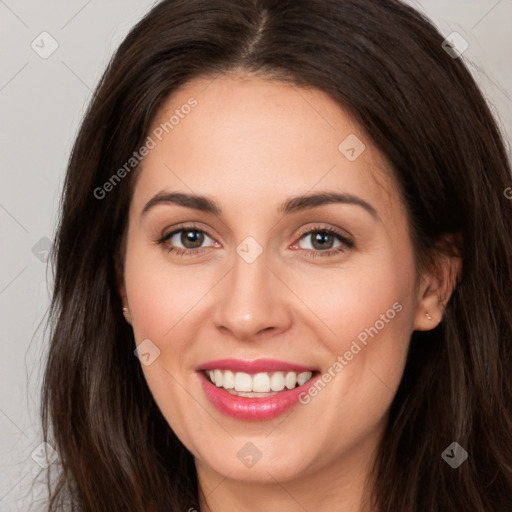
<box><xmin>131</xmin><ymin>73</ymin><xmax>401</xmax><ymax>222</ymax></box>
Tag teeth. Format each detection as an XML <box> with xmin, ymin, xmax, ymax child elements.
<box><xmin>270</xmin><ymin>372</ymin><xmax>285</xmax><ymax>391</ymax></box>
<box><xmin>223</xmin><ymin>370</ymin><xmax>235</xmax><ymax>389</ymax></box>
<box><xmin>285</xmin><ymin>371</ymin><xmax>297</xmax><ymax>389</ymax></box>
<box><xmin>297</xmin><ymin>371</ymin><xmax>312</xmax><ymax>386</ymax></box>
<box><xmin>213</xmin><ymin>369</ymin><xmax>223</xmax><ymax>387</ymax></box>
<box><xmin>234</xmin><ymin>372</ymin><xmax>252</xmax><ymax>392</ymax></box>
<box><xmin>253</xmin><ymin>372</ymin><xmax>271</xmax><ymax>392</ymax></box>
<box><xmin>206</xmin><ymin>370</ymin><xmax>314</xmax><ymax>392</ymax></box>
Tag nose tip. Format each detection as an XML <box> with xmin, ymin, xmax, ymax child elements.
<box><xmin>212</xmin><ymin>253</ymin><xmax>292</xmax><ymax>341</ymax></box>
<box><xmin>217</xmin><ymin>316</ymin><xmax>277</xmax><ymax>340</ymax></box>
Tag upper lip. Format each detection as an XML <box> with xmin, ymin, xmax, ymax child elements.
<box><xmin>197</xmin><ymin>358</ymin><xmax>318</xmax><ymax>373</ymax></box>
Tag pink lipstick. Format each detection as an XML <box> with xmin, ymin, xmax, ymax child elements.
<box><xmin>196</xmin><ymin>358</ymin><xmax>320</xmax><ymax>420</ymax></box>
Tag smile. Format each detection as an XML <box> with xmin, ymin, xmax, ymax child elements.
<box><xmin>196</xmin><ymin>359</ymin><xmax>321</xmax><ymax>420</ymax></box>
<box><xmin>205</xmin><ymin>369</ymin><xmax>314</xmax><ymax>395</ymax></box>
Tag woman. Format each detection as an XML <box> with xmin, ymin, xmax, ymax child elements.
<box><xmin>41</xmin><ymin>0</ymin><xmax>512</xmax><ymax>510</ymax></box>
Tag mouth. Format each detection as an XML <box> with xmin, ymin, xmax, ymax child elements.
<box><xmin>202</xmin><ymin>368</ymin><xmax>318</xmax><ymax>397</ymax></box>
<box><xmin>196</xmin><ymin>366</ymin><xmax>322</xmax><ymax>420</ymax></box>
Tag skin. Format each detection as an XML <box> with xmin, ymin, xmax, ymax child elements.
<box><xmin>118</xmin><ymin>72</ymin><xmax>460</xmax><ymax>512</ymax></box>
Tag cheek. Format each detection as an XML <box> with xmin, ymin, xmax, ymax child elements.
<box><xmin>293</xmin><ymin>248</ymin><xmax>416</xmax><ymax>405</ymax></box>
<box><xmin>291</xmin><ymin>253</ymin><xmax>415</xmax><ymax>346</ymax></box>
<box><xmin>124</xmin><ymin>240</ymin><xmax>209</xmax><ymax>340</ymax></box>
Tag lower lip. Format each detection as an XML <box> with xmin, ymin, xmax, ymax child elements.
<box><xmin>198</xmin><ymin>371</ymin><xmax>320</xmax><ymax>420</ymax></box>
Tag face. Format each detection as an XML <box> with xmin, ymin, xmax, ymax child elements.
<box><xmin>120</xmin><ymin>73</ymin><xmax>427</xmax><ymax>495</ymax></box>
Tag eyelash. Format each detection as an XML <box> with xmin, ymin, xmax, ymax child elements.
<box><xmin>155</xmin><ymin>223</ymin><xmax>354</xmax><ymax>259</ymax></box>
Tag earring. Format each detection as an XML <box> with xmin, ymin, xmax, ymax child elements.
<box><xmin>425</xmin><ymin>312</ymin><xmax>432</xmax><ymax>320</ymax></box>
<box><xmin>122</xmin><ymin>307</ymin><xmax>132</xmax><ymax>325</ymax></box>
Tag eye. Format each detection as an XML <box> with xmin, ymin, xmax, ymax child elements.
<box><xmin>291</xmin><ymin>225</ymin><xmax>354</xmax><ymax>258</ymax></box>
<box><xmin>155</xmin><ymin>223</ymin><xmax>354</xmax><ymax>258</ymax></box>
<box><xmin>156</xmin><ymin>223</ymin><xmax>218</xmax><ymax>256</ymax></box>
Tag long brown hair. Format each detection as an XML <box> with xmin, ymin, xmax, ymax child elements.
<box><xmin>42</xmin><ymin>0</ymin><xmax>512</xmax><ymax>510</ymax></box>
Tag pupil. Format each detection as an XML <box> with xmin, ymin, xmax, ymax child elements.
<box><xmin>313</xmin><ymin>232</ymin><xmax>333</xmax><ymax>250</ymax></box>
<box><xmin>182</xmin><ymin>230</ymin><xmax>203</xmax><ymax>248</ymax></box>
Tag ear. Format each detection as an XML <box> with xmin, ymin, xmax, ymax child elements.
<box><xmin>114</xmin><ymin>248</ymin><xmax>132</xmax><ymax>325</ymax></box>
<box><xmin>413</xmin><ymin>235</ymin><xmax>462</xmax><ymax>331</ymax></box>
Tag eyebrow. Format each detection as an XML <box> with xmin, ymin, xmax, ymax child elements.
<box><xmin>141</xmin><ymin>191</ymin><xmax>378</xmax><ymax>219</ymax></box>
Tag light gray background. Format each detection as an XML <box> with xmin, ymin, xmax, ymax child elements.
<box><xmin>1</xmin><ymin>0</ymin><xmax>511</xmax><ymax>509</ymax></box>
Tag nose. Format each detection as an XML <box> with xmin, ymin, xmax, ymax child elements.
<box><xmin>213</xmin><ymin>247</ymin><xmax>292</xmax><ymax>342</ymax></box>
